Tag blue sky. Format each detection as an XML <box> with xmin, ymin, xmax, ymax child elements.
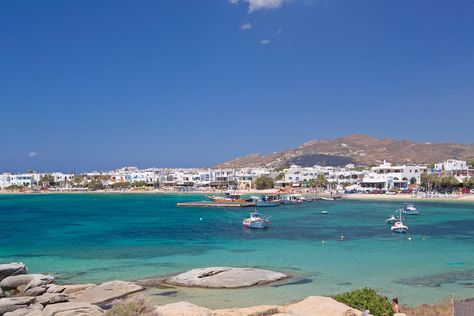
<box><xmin>1</xmin><ymin>0</ymin><xmax>473</xmax><ymax>172</ymax></box>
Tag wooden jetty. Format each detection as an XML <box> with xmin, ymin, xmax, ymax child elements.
<box><xmin>177</xmin><ymin>201</ymin><xmax>256</xmax><ymax>208</ymax></box>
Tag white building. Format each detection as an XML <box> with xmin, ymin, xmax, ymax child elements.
<box><xmin>360</xmin><ymin>161</ymin><xmax>421</xmax><ymax>191</ymax></box>
<box><xmin>433</xmin><ymin>159</ymin><xmax>469</xmax><ymax>182</ymax></box>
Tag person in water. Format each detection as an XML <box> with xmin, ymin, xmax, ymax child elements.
<box><xmin>392</xmin><ymin>298</ymin><xmax>400</xmax><ymax>313</ymax></box>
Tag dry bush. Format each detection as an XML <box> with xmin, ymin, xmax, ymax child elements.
<box><xmin>105</xmin><ymin>295</ymin><xmax>157</xmax><ymax>316</ymax></box>
<box><xmin>402</xmin><ymin>300</ymin><xmax>453</xmax><ymax>316</ymax></box>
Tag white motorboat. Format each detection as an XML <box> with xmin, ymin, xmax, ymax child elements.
<box><xmin>391</xmin><ymin>210</ymin><xmax>408</xmax><ymax>233</ymax></box>
<box><xmin>242</xmin><ymin>211</ymin><xmax>270</xmax><ymax>229</ymax></box>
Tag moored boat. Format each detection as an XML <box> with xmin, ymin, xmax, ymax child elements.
<box><xmin>400</xmin><ymin>203</ymin><xmax>419</xmax><ymax>215</ymax></box>
<box><xmin>254</xmin><ymin>194</ymin><xmax>282</xmax><ymax>207</ymax></box>
<box><xmin>391</xmin><ymin>210</ymin><xmax>409</xmax><ymax>233</ymax></box>
<box><xmin>282</xmin><ymin>194</ymin><xmax>304</xmax><ymax>205</ymax></box>
<box><xmin>242</xmin><ymin>211</ymin><xmax>270</xmax><ymax>229</ymax></box>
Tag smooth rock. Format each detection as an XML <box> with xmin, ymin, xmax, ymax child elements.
<box><xmin>62</xmin><ymin>284</ymin><xmax>96</xmax><ymax>294</ymax></box>
<box><xmin>214</xmin><ymin>305</ymin><xmax>282</xmax><ymax>316</ymax></box>
<box><xmin>70</xmin><ymin>281</ymin><xmax>143</xmax><ymax>305</ymax></box>
<box><xmin>0</xmin><ymin>274</ymin><xmax>54</xmax><ymax>291</ymax></box>
<box><xmin>46</xmin><ymin>284</ymin><xmax>67</xmax><ymax>293</ymax></box>
<box><xmin>3</xmin><ymin>303</ymin><xmax>43</xmax><ymax>316</ymax></box>
<box><xmin>36</xmin><ymin>293</ymin><xmax>69</xmax><ymax>306</ymax></box>
<box><xmin>164</xmin><ymin>267</ymin><xmax>288</xmax><ymax>288</ymax></box>
<box><xmin>24</xmin><ymin>285</ymin><xmax>48</xmax><ymax>296</ymax></box>
<box><xmin>23</xmin><ymin>274</ymin><xmax>55</xmax><ymax>292</ymax></box>
<box><xmin>43</xmin><ymin>302</ymin><xmax>103</xmax><ymax>316</ymax></box>
<box><xmin>0</xmin><ymin>263</ymin><xmax>27</xmax><ymax>282</ymax></box>
<box><xmin>0</xmin><ymin>297</ymin><xmax>36</xmax><ymax>314</ymax></box>
<box><xmin>283</xmin><ymin>296</ymin><xmax>361</xmax><ymax>316</ymax></box>
<box><xmin>154</xmin><ymin>301</ymin><xmax>213</xmax><ymax>316</ymax></box>
<box><xmin>0</xmin><ymin>275</ymin><xmax>35</xmax><ymax>290</ymax></box>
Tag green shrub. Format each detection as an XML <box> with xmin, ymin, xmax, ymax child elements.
<box><xmin>105</xmin><ymin>295</ymin><xmax>156</xmax><ymax>316</ymax></box>
<box><xmin>334</xmin><ymin>288</ymin><xmax>393</xmax><ymax>316</ymax></box>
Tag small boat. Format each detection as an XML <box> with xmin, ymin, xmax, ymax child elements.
<box><xmin>321</xmin><ymin>210</ymin><xmax>328</xmax><ymax>215</ymax></box>
<box><xmin>242</xmin><ymin>211</ymin><xmax>270</xmax><ymax>229</ymax></box>
<box><xmin>400</xmin><ymin>203</ymin><xmax>419</xmax><ymax>215</ymax></box>
<box><xmin>321</xmin><ymin>197</ymin><xmax>336</xmax><ymax>201</ymax></box>
<box><xmin>254</xmin><ymin>194</ymin><xmax>282</xmax><ymax>207</ymax></box>
<box><xmin>391</xmin><ymin>210</ymin><xmax>408</xmax><ymax>233</ymax></box>
<box><xmin>386</xmin><ymin>214</ymin><xmax>397</xmax><ymax>224</ymax></box>
<box><xmin>282</xmin><ymin>194</ymin><xmax>304</xmax><ymax>205</ymax></box>
<box><xmin>208</xmin><ymin>193</ymin><xmax>250</xmax><ymax>204</ymax></box>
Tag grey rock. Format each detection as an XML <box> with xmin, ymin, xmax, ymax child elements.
<box><xmin>46</xmin><ymin>284</ymin><xmax>67</xmax><ymax>293</ymax></box>
<box><xmin>61</xmin><ymin>284</ymin><xmax>96</xmax><ymax>294</ymax></box>
<box><xmin>0</xmin><ymin>274</ymin><xmax>54</xmax><ymax>292</ymax></box>
<box><xmin>0</xmin><ymin>287</ymin><xmax>5</xmax><ymax>298</ymax></box>
<box><xmin>23</xmin><ymin>274</ymin><xmax>55</xmax><ymax>293</ymax></box>
<box><xmin>0</xmin><ymin>264</ymin><xmax>27</xmax><ymax>283</ymax></box>
<box><xmin>43</xmin><ymin>302</ymin><xmax>103</xmax><ymax>316</ymax></box>
<box><xmin>0</xmin><ymin>297</ymin><xmax>36</xmax><ymax>314</ymax></box>
<box><xmin>0</xmin><ymin>275</ymin><xmax>35</xmax><ymax>290</ymax></box>
<box><xmin>164</xmin><ymin>267</ymin><xmax>288</xmax><ymax>288</ymax></box>
<box><xmin>3</xmin><ymin>303</ymin><xmax>43</xmax><ymax>316</ymax></box>
<box><xmin>23</xmin><ymin>286</ymin><xmax>48</xmax><ymax>296</ymax></box>
<box><xmin>70</xmin><ymin>281</ymin><xmax>143</xmax><ymax>305</ymax></box>
<box><xmin>36</xmin><ymin>293</ymin><xmax>69</xmax><ymax>306</ymax></box>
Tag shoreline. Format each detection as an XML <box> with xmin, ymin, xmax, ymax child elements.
<box><xmin>2</xmin><ymin>189</ymin><xmax>474</xmax><ymax>203</ymax></box>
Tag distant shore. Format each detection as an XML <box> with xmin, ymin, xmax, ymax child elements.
<box><xmin>2</xmin><ymin>188</ymin><xmax>474</xmax><ymax>203</ymax></box>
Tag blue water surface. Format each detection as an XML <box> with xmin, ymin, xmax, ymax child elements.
<box><xmin>0</xmin><ymin>193</ymin><xmax>473</xmax><ymax>308</ymax></box>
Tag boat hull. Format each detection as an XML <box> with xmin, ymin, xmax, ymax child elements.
<box><xmin>242</xmin><ymin>220</ymin><xmax>270</xmax><ymax>229</ymax></box>
<box><xmin>256</xmin><ymin>201</ymin><xmax>280</xmax><ymax>207</ymax></box>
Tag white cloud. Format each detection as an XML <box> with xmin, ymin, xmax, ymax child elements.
<box><xmin>28</xmin><ymin>151</ymin><xmax>38</xmax><ymax>157</ymax></box>
<box><xmin>248</xmin><ymin>0</ymin><xmax>288</xmax><ymax>12</ymax></box>
<box><xmin>230</xmin><ymin>0</ymin><xmax>290</xmax><ymax>13</ymax></box>
<box><xmin>260</xmin><ymin>39</ymin><xmax>272</xmax><ymax>45</ymax></box>
<box><xmin>240</xmin><ymin>23</ymin><xmax>253</xmax><ymax>31</ymax></box>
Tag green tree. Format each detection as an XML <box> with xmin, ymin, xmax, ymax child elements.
<box><xmin>440</xmin><ymin>176</ymin><xmax>459</xmax><ymax>189</ymax></box>
<box><xmin>255</xmin><ymin>176</ymin><xmax>274</xmax><ymax>190</ymax></box>
<box><xmin>111</xmin><ymin>182</ymin><xmax>131</xmax><ymax>189</ymax></box>
<box><xmin>334</xmin><ymin>288</ymin><xmax>393</xmax><ymax>316</ymax></box>
<box><xmin>464</xmin><ymin>177</ymin><xmax>474</xmax><ymax>189</ymax></box>
<box><xmin>468</xmin><ymin>160</ymin><xmax>474</xmax><ymax>168</ymax></box>
<box><xmin>40</xmin><ymin>174</ymin><xmax>56</xmax><ymax>187</ymax></box>
<box><xmin>314</xmin><ymin>174</ymin><xmax>328</xmax><ymax>189</ymax></box>
<box><xmin>87</xmin><ymin>179</ymin><xmax>104</xmax><ymax>191</ymax></box>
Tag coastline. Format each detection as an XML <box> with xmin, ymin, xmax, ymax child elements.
<box><xmin>2</xmin><ymin>188</ymin><xmax>474</xmax><ymax>203</ymax></box>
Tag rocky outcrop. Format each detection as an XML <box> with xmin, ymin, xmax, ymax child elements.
<box><xmin>42</xmin><ymin>302</ymin><xmax>103</xmax><ymax>316</ymax></box>
<box><xmin>3</xmin><ymin>303</ymin><xmax>43</xmax><ymax>316</ymax></box>
<box><xmin>70</xmin><ymin>280</ymin><xmax>143</xmax><ymax>305</ymax></box>
<box><xmin>0</xmin><ymin>264</ymin><xmax>27</xmax><ymax>282</ymax></box>
<box><xmin>164</xmin><ymin>267</ymin><xmax>288</xmax><ymax>288</ymax></box>
<box><xmin>0</xmin><ymin>297</ymin><xmax>36</xmax><ymax>315</ymax></box>
<box><xmin>154</xmin><ymin>301</ymin><xmax>213</xmax><ymax>316</ymax></box>
<box><xmin>0</xmin><ymin>274</ymin><xmax>54</xmax><ymax>293</ymax></box>
<box><xmin>154</xmin><ymin>296</ymin><xmax>362</xmax><ymax>316</ymax></box>
<box><xmin>36</xmin><ymin>293</ymin><xmax>69</xmax><ymax>306</ymax></box>
<box><xmin>283</xmin><ymin>296</ymin><xmax>360</xmax><ymax>316</ymax></box>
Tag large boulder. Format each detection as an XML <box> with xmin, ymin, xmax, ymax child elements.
<box><xmin>154</xmin><ymin>301</ymin><xmax>213</xmax><ymax>316</ymax></box>
<box><xmin>0</xmin><ymin>297</ymin><xmax>36</xmax><ymax>315</ymax></box>
<box><xmin>36</xmin><ymin>292</ymin><xmax>69</xmax><ymax>306</ymax></box>
<box><xmin>46</xmin><ymin>283</ymin><xmax>96</xmax><ymax>294</ymax></box>
<box><xmin>3</xmin><ymin>303</ymin><xmax>43</xmax><ymax>316</ymax></box>
<box><xmin>0</xmin><ymin>274</ymin><xmax>54</xmax><ymax>292</ymax></box>
<box><xmin>70</xmin><ymin>281</ymin><xmax>143</xmax><ymax>305</ymax></box>
<box><xmin>24</xmin><ymin>286</ymin><xmax>48</xmax><ymax>296</ymax></box>
<box><xmin>43</xmin><ymin>302</ymin><xmax>103</xmax><ymax>316</ymax></box>
<box><xmin>283</xmin><ymin>296</ymin><xmax>361</xmax><ymax>316</ymax></box>
<box><xmin>164</xmin><ymin>267</ymin><xmax>288</xmax><ymax>288</ymax></box>
<box><xmin>0</xmin><ymin>263</ymin><xmax>27</xmax><ymax>282</ymax></box>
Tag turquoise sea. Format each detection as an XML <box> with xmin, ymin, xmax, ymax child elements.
<box><xmin>1</xmin><ymin>193</ymin><xmax>473</xmax><ymax>308</ymax></box>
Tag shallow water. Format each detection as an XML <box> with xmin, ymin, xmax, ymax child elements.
<box><xmin>0</xmin><ymin>193</ymin><xmax>473</xmax><ymax>308</ymax></box>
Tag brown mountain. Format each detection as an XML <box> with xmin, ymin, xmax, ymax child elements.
<box><xmin>217</xmin><ymin>135</ymin><xmax>474</xmax><ymax>168</ymax></box>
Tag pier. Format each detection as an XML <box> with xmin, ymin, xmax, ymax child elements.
<box><xmin>176</xmin><ymin>201</ymin><xmax>256</xmax><ymax>207</ymax></box>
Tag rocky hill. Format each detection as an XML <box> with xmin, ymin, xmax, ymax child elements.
<box><xmin>217</xmin><ymin>135</ymin><xmax>474</xmax><ymax>168</ymax></box>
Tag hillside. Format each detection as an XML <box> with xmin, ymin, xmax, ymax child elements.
<box><xmin>217</xmin><ymin>135</ymin><xmax>474</xmax><ymax>168</ymax></box>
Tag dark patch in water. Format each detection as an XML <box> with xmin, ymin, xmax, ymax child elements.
<box><xmin>272</xmin><ymin>278</ymin><xmax>313</xmax><ymax>287</ymax></box>
<box><xmin>394</xmin><ymin>269</ymin><xmax>474</xmax><ymax>288</ymax></box>
<box><xmin>337</xmin><ymin>282</ymin><xmax>352</xmax><ymax>286</ymax></box>
<box><xmin>153</xmin><ymin>290</ymin><xmax>178</xmax><ymax>297</ymax></box>
<box><xmin>228</xmin><ymin>249</ymin><xmax>255</xmax><ymax>253</ymax></box>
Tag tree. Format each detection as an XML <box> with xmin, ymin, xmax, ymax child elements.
<box><xmin>255</xmin><ymin>176</ymin><xmax>274</xmax><ymax>190</ymax></box>
<box><xmin>314</xmin><ymin>174</ymin><xmax>328</xmax><ymax>189</ymax></box>
<box><xmin>469</xmin><ymin>160</ymin><xmax>474</xmax><ymax>168</ymax></box>
<box><xmin>440</xmin><ymin>176</ymin><xmax>459</xmax><ymax>189</ymax></box>
<box><xmin>87</xmin><ymin>179</ymin><xmax>104</xmax><ymax>191</ymax></box>
<box><xmin>463</xmin><ymin>177</ymin><xmax>474</xmax><ymax>189</ymax></box>
<box><xmin>40</xmin><ymin>174</ymin><xmax>56</xmax><ymax>188</ymax></box>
